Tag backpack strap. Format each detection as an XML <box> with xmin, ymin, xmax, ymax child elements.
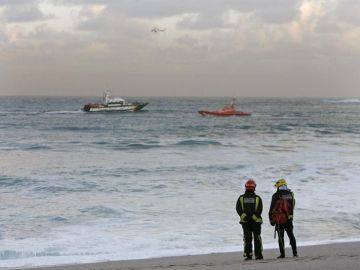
<box><xmin>288</xmin><ymin>192</ymin><xmax>295</xmax><ymax>220</ymax></box>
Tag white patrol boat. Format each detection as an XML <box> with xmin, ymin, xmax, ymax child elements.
<box><xmin>83</xmin><ymin>91</ymin><xmax>148</xmax><ymax>112</ymax></box>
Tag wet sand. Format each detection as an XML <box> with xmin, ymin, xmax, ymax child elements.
<box><xmin>25</xmin><ymin>241</ymin><xmax>360</xmax><ymax>270</ymax></box>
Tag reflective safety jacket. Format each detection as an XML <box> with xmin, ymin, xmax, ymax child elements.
<box><xmin>236</xmin><ymin>191</ymin><xmax>263</xmax><ymax>224</ymax></box>
<box><xmin>268</xmin><ymin>189</ymin><xmax>295</xmax><ymax>223</ymax></box>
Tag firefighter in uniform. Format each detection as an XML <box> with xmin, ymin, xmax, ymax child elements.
<box><xmin>236</xmin><ymin>179</ymin><xmax>263</xmax><ymax>260</ymax></box>
<box><xmin>269</xmin><ymin>178</ymin><xmax>298</xmax><ymax>258</ymax></box>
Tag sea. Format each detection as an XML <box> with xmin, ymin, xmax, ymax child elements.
<box><xmin>0</xmin><ymin>96</ymin><xmax>360</xmax><ymax>268</ymax></box>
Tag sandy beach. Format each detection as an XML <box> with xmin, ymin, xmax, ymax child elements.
<box><xmin>21</xmin><ymin>241</ymin><xmax>360</xmax><ymax>270</ymax></box>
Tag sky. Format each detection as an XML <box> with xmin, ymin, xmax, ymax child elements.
<box><xmin>0</xmin><ymin>0</ymin><xmax>359</xmax><ymax>97</ymax></box>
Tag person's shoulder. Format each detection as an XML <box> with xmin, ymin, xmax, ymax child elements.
<box><xmin>272</xmin><ymin>191</ymin><xmax>283</xmax><ymax>200</ymax></box>
<box><xmin>278</xmin><ymin>189</ymin><xmax>292</xmax><ymax>194</ymax></box>
<box><xmin>236</xmin><ymin>195</ymin><xmax>242</xmax><ymax>204</ymax></box>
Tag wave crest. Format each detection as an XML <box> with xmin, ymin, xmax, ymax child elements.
<box><xmin>175</xmin><ymin>140</ymin><xmax>223</xmax><ymax>146</ymax></box>
<box><xmin>324</xmin><ymin>99</ymin><xmax>360</xmax><ymax>104</ymax></box>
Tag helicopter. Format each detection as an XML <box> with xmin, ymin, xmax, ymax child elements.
<box><xmin>151</xmin><ymin>27</ymin><xmax>166</xmax><ymax>33</ymax></box>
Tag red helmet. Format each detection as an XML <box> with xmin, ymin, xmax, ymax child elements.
<box><xmin>245</xmin><ymin>179</ymin><xmax>256</xmax><ymax>191</ymax></box>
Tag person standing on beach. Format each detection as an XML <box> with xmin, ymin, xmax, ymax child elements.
<box><xmin>269</xmin><ymin>178</ymin><xmax>298</xmax><ymax>258</ymax></box>
<box><xmin>236</xmin><ymin>179</ymin><xmax>263</xmax><ymax>260</ymax></box>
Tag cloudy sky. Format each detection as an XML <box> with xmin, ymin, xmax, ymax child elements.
<box><xmin>0</xmin><ymin>0</ymin><xmax>359</xmax><ymax>97</ymax></box>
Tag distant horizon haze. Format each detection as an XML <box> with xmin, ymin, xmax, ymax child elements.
<box><xmin>0</xmin><ymin>93</ymin><xmax>358</xmax><ymax>99</ymax></box>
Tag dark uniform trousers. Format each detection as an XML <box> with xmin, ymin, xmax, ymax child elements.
<box><xmin>242</xmin><ymin>221</ymin><xmax>262</xmax><ymax>258</ymax></box>
<box><xmin>276</xmin><ymin>220</ymin><xmax>297</xmax><ymax>256</ymax></box>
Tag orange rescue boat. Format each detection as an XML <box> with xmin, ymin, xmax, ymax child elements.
<box><xmin>198</xmin><ymin>98</ymin><xmax>251</xmax><ymax>117</ymax></box>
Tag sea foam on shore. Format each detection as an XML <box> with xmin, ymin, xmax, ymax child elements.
<box><xmin>18</xmin><ymin>241</ymin><xmax>360</xmax><ymax>270</ymax></box>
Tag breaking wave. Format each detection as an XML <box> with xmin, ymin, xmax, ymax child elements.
<box><xmin>323</xmin><ymin>99</ymin><xmax>360</xmax><ymax>104</ymax></box>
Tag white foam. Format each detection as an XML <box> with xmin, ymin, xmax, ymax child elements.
<box><xmin>323</xmin><ymin>99</ymin><xmax>360</xmax><ymax>104</ymax></box>
<box><xmin>1</xmin><ymin>237</ymin><xmax>360</xmax><ymax>268</ymax></box>
<box><xmin>44</xmin><ymin>110</ymin><xmax>84</xmax><ymax>114</ymax></box>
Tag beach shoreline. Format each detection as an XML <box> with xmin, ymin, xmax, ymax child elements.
<box><xmin>14</xmin><ymin>241</ymin><xmax>360</xmax><ymax>270</ymax></box>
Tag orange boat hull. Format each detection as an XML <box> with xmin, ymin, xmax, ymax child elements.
<box><xmin>198</xmin><ymin>110</ymin><xmax>251</xmax><ymax>117</ymax></box>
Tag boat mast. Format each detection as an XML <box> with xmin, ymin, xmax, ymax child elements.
<box><xmin>103</xmin><ymin>90</ymin><xmax>111</xmax><ymax>104</ymax></box>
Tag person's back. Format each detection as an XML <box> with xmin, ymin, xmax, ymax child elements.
<box><xmin>269</xmin><ymin>179</ymin><xmax>297</xmax><ymax>258</ymax></box>
<box><xmin>237</xmin><ymin>191</ymin><xmax>262</xmax><ymax>223</ymax></box>
<box><xmin>270</xmin><ymin>189</ymin><xmax>294</xmax><ymax>224</ymax></box>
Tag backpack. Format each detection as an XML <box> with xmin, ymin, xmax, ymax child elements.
<box><xmin>271</xmin><ymin>198</ymin><xmax>290</xmax><ymax>225</ymax></box>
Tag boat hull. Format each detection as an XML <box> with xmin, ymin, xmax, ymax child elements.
<box><xmin>198</xmin><ymin>110</ymin><xmax>251</xmax><ymax>117</ymax></box>
<box><xmin>83</xmin><ymin>102</ymin><xmax>148</xmax><ymax>112</ymax></box>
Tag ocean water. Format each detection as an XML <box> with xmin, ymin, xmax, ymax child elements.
<box><xmin>0</xmin><ymin>96</ymin><xmax>360</xmax><ymax>268</ymax></box>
